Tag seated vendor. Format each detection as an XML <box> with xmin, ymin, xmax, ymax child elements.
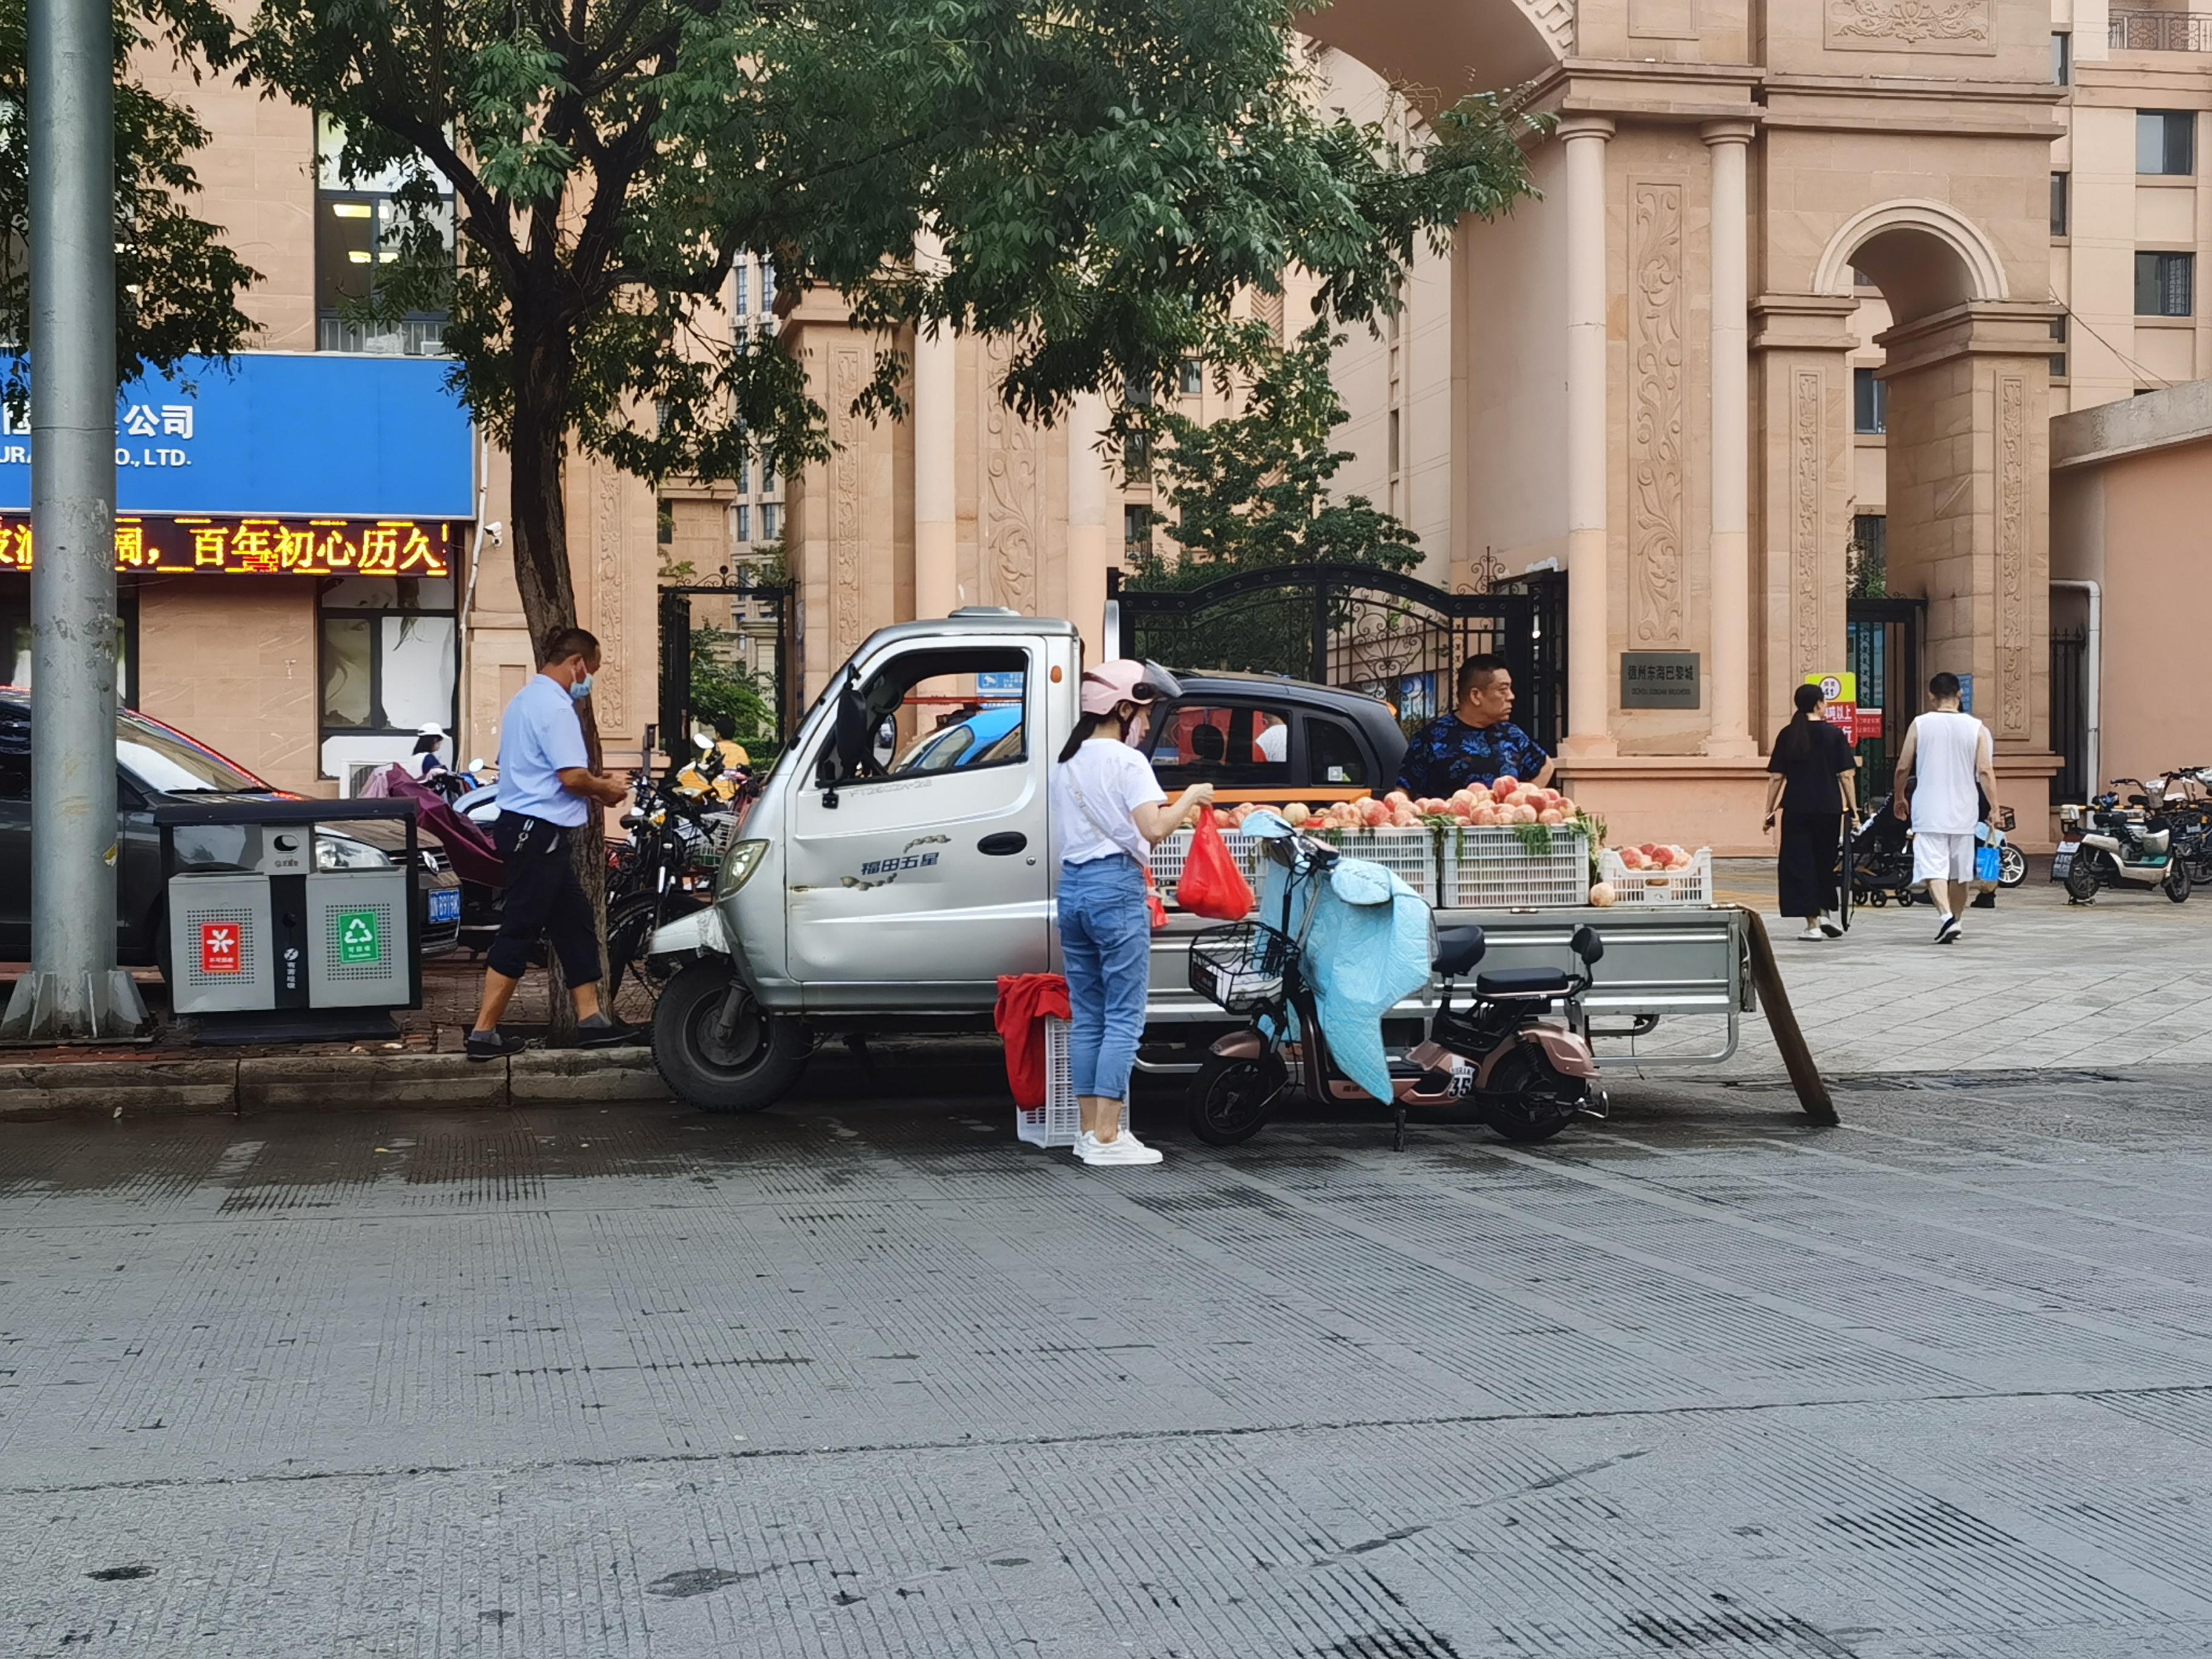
<box><xmin>1397</xmin><ymin>654</ymin><xmax>1554</xmax><ymax>797</ymax></box>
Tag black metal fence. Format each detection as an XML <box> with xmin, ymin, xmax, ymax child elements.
<box><xmin>657</xmin><ymin>581</ymin><xmax>796</xmax><ymax>762</ymax></box>
<box><xmin>2050</xmin><ymin>627</ymin><xmax>2089</xmax><ymax>803</ymax></box>
<box><xmin>1846</xmin><ymin>597</ymin><xmax>1923</xmax><ymax>800</ymax></box>
<box><xmin>1109</xmin><ymin>563</ymin><xmax>1568</xmax><ymax>753</ymax></box>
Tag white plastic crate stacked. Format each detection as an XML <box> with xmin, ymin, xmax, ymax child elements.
<box><xmin>1598</xmin><ymin>846</ymin><xmax>1714</xmax><ymax>905</ymax></box>
<box><xmin>1015</xmin><ymin>1018</ymin><xmax>1084</xmax><ymax>1148</ymax></box>
<box><xmin>1154</xmin><ymin>821</ymin><xmax>1587</xmax><ymax>910</ymax></box>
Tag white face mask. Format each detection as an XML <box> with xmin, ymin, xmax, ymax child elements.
<box><xmin>1122</xmin><ymin>705</ymin><xmax>1150</xmax><ymax>748</ymax></box>
<box><xmin>568</xmin><ymin>671</ymin><xmax>594</xmax><ymax>703</ymax></box>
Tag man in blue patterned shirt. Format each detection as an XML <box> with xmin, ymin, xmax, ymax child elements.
<box><xmin>1396</xmin><ymin>654</ymin><xmax>1555</xmax><ymax>798</ymax></box>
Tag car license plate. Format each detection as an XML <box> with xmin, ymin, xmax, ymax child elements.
<box><xmin>429</xmin><ymin>887</ymin><xmax>461</xmax><ymax>924</ymax></box>
<box><xmin>2052</xmin><ymin>839</ymin><xmax>2078</xmax><ymax>879</ymax></box>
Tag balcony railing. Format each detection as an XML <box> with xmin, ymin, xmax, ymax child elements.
<box><xmin>316</xmin><ymin>313</ymin><xmax>448</xmax><ymax>357</ymax></box>
<box><xmin>2110</xmin><ymin>10</ymin><xmax>2212</xmax><ymax>51</ymax></box>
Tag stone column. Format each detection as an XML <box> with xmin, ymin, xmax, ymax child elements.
<box><xmin>1748</xmin><ymin>294</ymin><xmax>1857</xmax><ymax>740</ymax></box>
<box><xmin>1065</xmin><ymin>391</ymin><xmax>1109</xmax><ymax>660</ymax></box>
<box><xmin>912</xmin><ymin>233</ymin><xmax>957</xmax><ymax>621</ymax></box>
<box><xmin>1560</xmin><ymin>116</ymin><xmax>1615</xmax><ymax>757</ymax></box>
<box><xmin>1702</xmin><ymin>121</ymin><xmax>1757</xmax><ymax>757</ymax></box>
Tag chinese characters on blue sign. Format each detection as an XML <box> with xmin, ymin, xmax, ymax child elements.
<box><xmin>0</xmin><ymin>353</ymin><xmax>474</xmax><ymax>520</ymax></box>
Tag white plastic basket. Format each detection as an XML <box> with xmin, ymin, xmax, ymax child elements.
<box><xmin>1309</xmin><ymin>827</ymin><xmax>1440</xmax><ymax>902</ymax></box>
<box><xmin>1443</xmin><ymin>825</ymin><xmax>1592</xmax><ymax>909</ymax></box>
<box><xmin>1016</xmin><ymin>1017</ymin><xmax>1084</xmax><ymax>1148</ymax></box>
<box><xmin>1598</xmin><ymin>846</ymin><xmax>1713</xmax><ymax>905</ymax></box>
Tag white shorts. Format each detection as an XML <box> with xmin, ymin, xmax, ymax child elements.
<box><xmin>1913</xmin><ymin>830</ymin><xmax>1977</xmax><ymax>886</ymax></box>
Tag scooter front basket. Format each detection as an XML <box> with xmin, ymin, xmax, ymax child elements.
<box><xmin>1188</xmin><ymin>922</ymin><xmax>1295</xmax><ymax>1014</ymax></box>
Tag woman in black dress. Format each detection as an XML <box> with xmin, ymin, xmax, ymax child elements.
<box><xmin>1763</xmin><ymin>683</ymin><xmax>1859</xmax><ymax>940</ymax></box>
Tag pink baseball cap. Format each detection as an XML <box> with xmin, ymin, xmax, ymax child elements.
<box><xmin>1080</xmin><ymin>659</ymin><xmax>1181</xmax><ymax>716</ymax></box>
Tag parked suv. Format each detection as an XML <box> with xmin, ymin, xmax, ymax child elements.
<box><xmin>0</xmin><ymin>695</ymin><xmax>463</xmax><ymax>968</ymax></box>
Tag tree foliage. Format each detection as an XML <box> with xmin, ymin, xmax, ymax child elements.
<box><xmin>688</xmin><ymin>622</ymin><xmax>777</xmax><ymax>758</ymax></box>
<box><xmin>1125</xmin><ymin>320</ymin><xmax>1423</xmax><ymax>589</ymax></box>
<box><xmin>203</xmin><ymin>0</ymin><xmax>1543</xmax><ymax>640</ymax></box>
<box><xmin>0</xmin><ymin>0</ymin><xmax>260</xmax><ymax>409</ymax></box>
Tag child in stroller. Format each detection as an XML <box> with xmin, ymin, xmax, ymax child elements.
<box><xmin>1851</xmin><ymin>793</ymin><xmax>1919</xmax><ymax>907</ymax></box>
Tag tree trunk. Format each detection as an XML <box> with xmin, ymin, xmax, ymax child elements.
<box><xmin>506</xmin><ymin>348</ymin><xmax>606</xmax><ymax>1047</ymax></box>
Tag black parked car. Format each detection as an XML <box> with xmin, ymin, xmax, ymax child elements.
<box><xmin>1139</xmin><ymin>671</ymin><xmax>1411</xmax><ymax>795</ymax></box>
<box><xmin>0</xmin><ymin>695</ymin><xmax>463</xmax><ymax>969</ymax></box>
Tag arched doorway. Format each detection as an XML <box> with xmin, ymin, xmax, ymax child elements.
<box><xmin>1813</xmin><ymin>203</ymin><xmax>2057</xmax><ymax>780</ymax></box>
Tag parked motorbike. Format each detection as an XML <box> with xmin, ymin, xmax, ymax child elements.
<box><xmin>1853</xmin><ymin>796</ymin><xmax>2023</xmax><ymax>907</ymax></box>
<box><xmin>1184</xmin><ymin>823</ymin><xmax>1608</xmax><ymax>1150</ymax></box>
<box><xmin>2056</xmin><ymin>787</ymin><xmax>2190</xmax><ymax>903</ymax></box>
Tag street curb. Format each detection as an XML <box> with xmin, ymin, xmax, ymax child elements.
<box><xmin>510</xmin><ymin>1048</ymin><xmax>669</xmax><ymax>1104</ymax></box>
<box><xmin>238</xmin><ymin>1052</ymin><xmax>508</xmax><ymax>1113</ymax></box>
<box><xmin>0</xmin><ymin>1047</ymin><xmax>675</xmax><ymax>1118</ymax></box>
<box><xmin>0</xmin><ymin>1059</ymin><xmax>241</xmax><ymax>1119</ymax></box>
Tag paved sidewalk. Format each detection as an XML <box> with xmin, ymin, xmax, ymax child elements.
<box><xmin>1637</xmin><ymin>857</ymin><xmax>2212</xmax><ymax>1079</ymax></box>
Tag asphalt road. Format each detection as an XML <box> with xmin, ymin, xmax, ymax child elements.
<box><xmin>7</xmin><ymin>1056</ymin><xmax>2212</xmax><ymax>1657</ymax></box>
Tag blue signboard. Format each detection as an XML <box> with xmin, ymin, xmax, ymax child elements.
<box><xmin>0</xmin><ymin>354</ymin><xmax>474</xmax><ymax>519</ymax></box>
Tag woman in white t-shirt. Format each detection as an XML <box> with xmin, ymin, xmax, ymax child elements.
<box><xmin>1051</xmin><ymin>660</ymin><xmax>1213</xmax><ymax>1167</ymax></box>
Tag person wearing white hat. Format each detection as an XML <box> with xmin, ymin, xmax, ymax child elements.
<box><xmin>1051</xmin><ymin>660</ymin><xmax>1213</xmax><ymax>1166</ymax></box>
<box><xmin>412</xmin><ymin>722</ymin><xmax>449</xmax><ymax>779</ymax></box>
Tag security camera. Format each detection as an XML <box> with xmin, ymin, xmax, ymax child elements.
<box><xmin>483</xmin><ymin>521</ymin><xmax>504</xmax><ymax>545</ymax></box>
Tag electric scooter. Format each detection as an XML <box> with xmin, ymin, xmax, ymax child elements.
<box><xmin>2056</xmin><ymin>788</ymin><xmax>2191</xmax><ymax>903</ymax></box>
<box><xmin>1184</xmin><ymin>824</ymin><xmax>1608</xmax><ymax>1150</ymax></box>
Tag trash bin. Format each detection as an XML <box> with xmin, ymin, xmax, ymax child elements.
<box><xmin>155</xmin><ymin>796</ymin><xmax>424</xmax><ymax>1042</ymax></box>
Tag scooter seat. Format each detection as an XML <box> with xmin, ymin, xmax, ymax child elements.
<box><xmin>1476</xmin><ymin>967</ymin><xmax>1572</xmax><ymax>998</ymax></box>
<box><xmin>1433</xmin><ymin>925</ymin><xmax>1487</xmax><ymax>977</ymax></box>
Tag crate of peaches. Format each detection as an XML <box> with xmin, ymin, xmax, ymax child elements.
<box><xmin>1595</xmin><ymin>843</ymin><xmax>1712</xmax><ymax>906</ymax></box>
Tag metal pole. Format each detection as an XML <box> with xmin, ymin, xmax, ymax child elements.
<box><xmin>1</xmin><ymin>0</ymin><xmax>149</xmax><ymax>1042</ymax></box>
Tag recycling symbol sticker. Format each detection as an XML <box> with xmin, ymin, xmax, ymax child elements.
<box><xmin>336</xmin><ymin>910</ymin><xmax>381</xmax><ymax>965</ymax></box>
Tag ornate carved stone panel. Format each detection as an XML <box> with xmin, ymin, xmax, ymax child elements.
<box><xmin>1629</xmin><ymin>179</ymin><xmax>1686</xmax><ymax>647</ymax></box>
<box><xmin>831</xmin><ymin>346</ymin><xmax>864</xmax><ymax>657</ymax></box>
<box><xmin>593</xmin><ymin>468</ymin><xmax>626</xmax><ymax>729</ymax></box>
<box><xmin>1826</xmin><ymin>0</ymin><xmax>1994</xmax><ymax>53</ymax></box>
<box><xmin>1996</xmin><ymin>372</ymin><xmax>2029</xmax><ymax>737</ymax></box>
<box><xmin>1791</xmin><ymin>367</ymin><xmax>1824</xmax><ymax>680</ymax></box>
<box><xmin>979</xmin><ymin>335</ymin><xmax>1039</xmax><ymax>615</ymax></box>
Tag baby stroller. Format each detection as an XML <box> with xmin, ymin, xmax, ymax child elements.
<box><xmin>1851</xmin><ymin>794</ymin><xmax>1919</xmax><ymax>907</ymax></box>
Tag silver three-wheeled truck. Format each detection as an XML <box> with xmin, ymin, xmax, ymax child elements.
<box><xmin>645</xmin><ymin>611</ymin><xmax>1774</xmax><ymax>1115</ymax></box>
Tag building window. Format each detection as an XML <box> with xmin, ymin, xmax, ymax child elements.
<box><xmin>735</xmin><ymin>503</ymin><xmax>751</xmax><ymax>541</ymax></box>
<box><xmin>759</xmin><ymin>260</ymin><xmax>777</xmax><ymax>317</ymax></box>
<box><xmin>761</xmin><ymin>455</ymin><xmax>776</xmax><ymax>495</ymax></box>
<box><xmin>655</xmin><ymin>500</ymin><xmax>674</xmax><ymax>545</ymax></box>
<box><xmin>759</xmin><ymin>502</ymin><xmax>780</xmax><ymax>540</ymax></box>
<box><xmin>317</xmin><ymin>577</ymin><xmax>458</xmax><ymax>778</ymax></box>
<box><xmin>1853</xmin><ymin>367</ymin><xmax>1888</xmax><ymax>435</ymax></box>
<box><xmin>2052</xmin><ymin>30</ymin><xmax>2071</xmax><ymax>85</ymax></box>
<box><xmin>314</xmin><ymin>116</ymin><xmax>452</xmax><ymax>357</ymax></box>
<box><xmin>1387</xmin><ymin>407</ymin><xmax>1401</xmax><ymax>475</ymax></box>
<box><xmin>2051</xmin><ymin>172</ymin><xmax>2070</xmax><ymax>236</ymax></box>
<box><xmin>1178</xmin><ymin>359</ymin><xmax>1204</xmax><ymax>397</ymax></box>
<box><xmin>1851</xmin><ymin>265</ymin><xmax>1876</xmax><ymax>289</ymax></box>
<box><xmin>2050</xmin><ymin>315</ymin><xmax>2070</xmax><ymax>380</ymax></box>
<box><xmin>734</xmin><ymin>263</ymin><xmax>749</xmax><ymax>317</ymax></box>
<box><xmin>1124</xmin><ymin>503</ymin><xmax>1153</xmax><ymax>558</ymax></box>
<box><xmin>2139</xmin><ymin>110</ymin><xmax>2196</xmax><ymax>176</ymax></box>
<box><xmin>2136</xmin><ymin>251</ymin><xmax>2195</xmax><ymax>317</ymax></box>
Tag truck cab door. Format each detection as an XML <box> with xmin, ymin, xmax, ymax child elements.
<box><xmin>783</xmin><ymin>639</ymin><xmax>1054</xmax><ymax>1011</ymax></box>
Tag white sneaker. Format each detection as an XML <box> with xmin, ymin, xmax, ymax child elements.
<box><xmin>1818</xmin><ymin>913</ymin><xmax>1845</xmax><ymax>939</ymax></box>
<box><xmin>1079</xmin><ymin>1131</ymin><xmax>1164</xmax><ymax>1167</ymax></box>
<box><xmin>1798</xmin><ymin>926</ymin><xmax>1825</xmax><ymax>941</ymax></box>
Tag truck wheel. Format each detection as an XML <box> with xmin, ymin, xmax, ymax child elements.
<box><xmin>652</xmin><ymin>960</ymin><xmax>808</xmax><ymax>1114</ymax></box>
<box><xmin>1187</xmin><ymin>1052</ymin><xmax>1286</xmax><ymax>1147</ymax></box>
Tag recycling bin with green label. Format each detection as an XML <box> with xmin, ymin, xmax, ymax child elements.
<box><xmin>155</xmin><ymin>796</ymin><xmax>423</xmax><ymax>1041</ymax></box>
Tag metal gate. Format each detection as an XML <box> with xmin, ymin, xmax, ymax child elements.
<box><xmin>1107</xmin><ymin>564</ymin><xmax>1567</xmax><ymax>754</ymax></box>
<box><xmin>1846</xmin><ymin>597</ymin><xmax>1923</xmax><ymax>800</ymax></box>
<box><xmin>656</xmin><ymin>580</ymin><xmax>796</xmax><ymax>762</ymax></box>
<box><xmin>2049</xmin><ymin>627</ymin><xmax>2088</xmax><ymax>804</ymax></box>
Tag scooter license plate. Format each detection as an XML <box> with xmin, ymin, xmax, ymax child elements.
<box><xmin>2052</xmin><ymin>840</ymin><xmax>2078</xmax><ymax>879</ymax></box>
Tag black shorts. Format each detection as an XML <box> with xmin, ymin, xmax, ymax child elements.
<box><xmin>488</xmin><ymin>815</ymin><xmax>600</xmax><ymax>985</ymax></box>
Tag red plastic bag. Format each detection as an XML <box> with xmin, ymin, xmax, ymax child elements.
<box><xmin>1176</xmin><ymin>808</ymin><xmax>1256</xmax><ymax>920</ymax></box>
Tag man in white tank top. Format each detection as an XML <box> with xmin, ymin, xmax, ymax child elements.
<box><xmin>1891</xmin><ymin>672</ymin><xmax>2000</xmax><ymax>943</ymax></box>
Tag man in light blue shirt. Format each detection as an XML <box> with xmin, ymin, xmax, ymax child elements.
<box><xmin>468</xmin><ymin>628</ymin><xmax>636</xmax><ymax>1060</ymax></box>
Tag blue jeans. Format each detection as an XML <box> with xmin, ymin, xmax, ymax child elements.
<box><xmin>1058</xmin><ymin>856</ymin><xmax>1151</xmax><ymax>1102</ymax></box>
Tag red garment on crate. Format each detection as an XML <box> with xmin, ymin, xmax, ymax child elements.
<box><xmin>994</xmin><ymin>973</ymin><xmax>1072</xmax><ymax>1109</ymax></box>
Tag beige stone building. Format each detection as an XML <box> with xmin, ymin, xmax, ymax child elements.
<box><xmin>69</xmin><ymin>2</ymin><xmax>2208</xmax><ymax>851</ymax></box>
